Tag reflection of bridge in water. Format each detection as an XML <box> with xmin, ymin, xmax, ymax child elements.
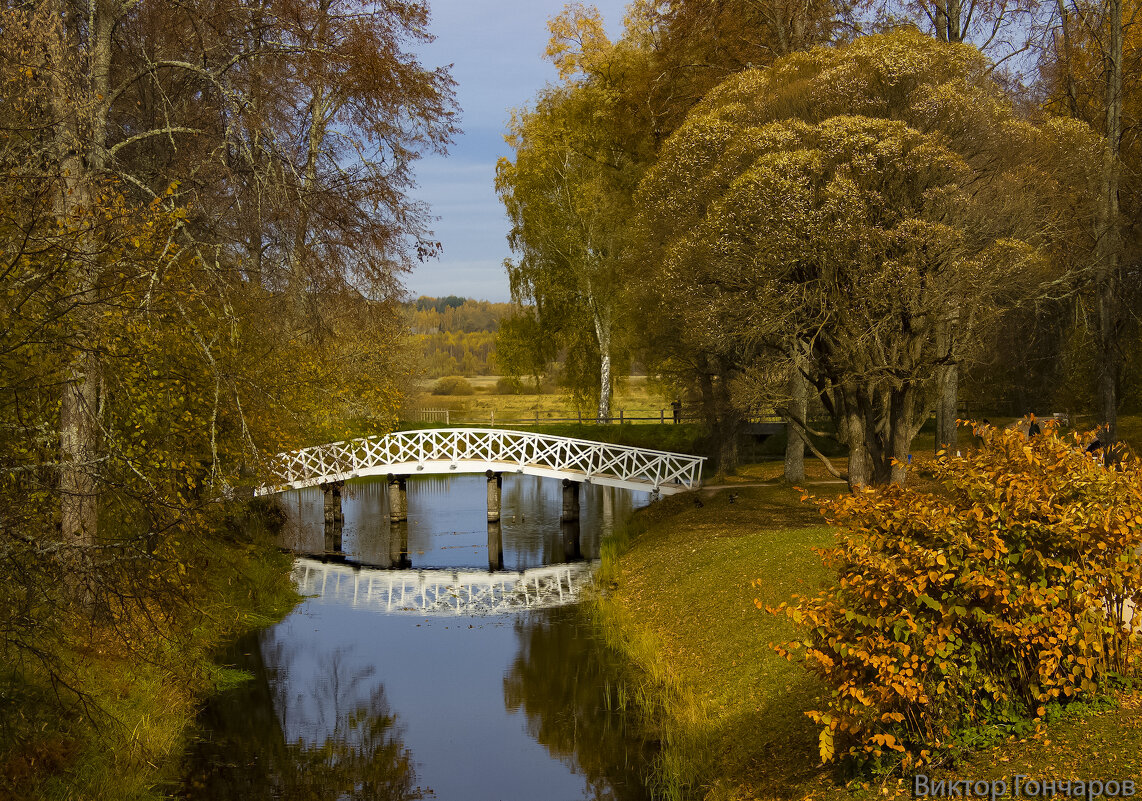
<box><xmin>293</xmin><ymin>557</ymin><xmax>596</xmax><ymax>616</ymax></box>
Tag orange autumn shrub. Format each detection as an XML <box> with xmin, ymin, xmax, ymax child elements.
<box><xmin>768</xmin><ymin>423</ymin><xmax>1142</xmax><ymax>769</ymax></box>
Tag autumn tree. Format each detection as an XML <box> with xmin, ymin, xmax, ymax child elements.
<box><xmin>233</xmin><ymin>0</ymin><xmax>457</xmax><ymax>334</ymax></box>
<box><xmin>1037</xmin><ymin>0</ymin><xmax>1140</xmax><ymax>449</ymax></box>
<box><xmin>636</xmin><ymin>0</ymin><xmax>848</xmax><ymax>139</ymax></box>
<box><xmin>1</xmin><ymin>2</ymin><xmax>452</xmax><ymax>785</ymax></box>
<box><xmin>496</xmin><ymin>20</ymin><xmax>643</xmax><ymax>421</ymax></box>
<box><xmin>630</xmin><ymin>0</ymin><xmax>845</xmax><ymax>474</ymax></box>
<box><xmin>637</xmin><ymin>30</ymin><xmax>1097</xmax><ymax>489</ymax></box>
<box><xmin>1</xmin><ymin>0</ymin><xmax>453</xmax><ymax>559</ymax></box>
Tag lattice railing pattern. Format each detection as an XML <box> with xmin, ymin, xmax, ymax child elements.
<box><xmin>292</xmin><ymin>557</ymin><xmax>594</xmax><ymax>615</ymax></box>
<box><xmin>256</xmin><ymin>428</ymin><xmax>704</xmax><ymax>496</ymax></box>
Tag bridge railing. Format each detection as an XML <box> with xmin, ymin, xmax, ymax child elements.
<box><xmin>261</xmin><ymin>428</ymin><xmax>705</xmax><ymax>495</ymax></box>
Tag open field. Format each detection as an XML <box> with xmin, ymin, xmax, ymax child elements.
<box><xmin>407</xmin><ymin>375</ymin><xmax>678</xmax><ymax>425</ymax></box>
<box><xmin>408</xmin><ymin>379</ymin><xmax>1142</xmax><ymax>454</ymax></box>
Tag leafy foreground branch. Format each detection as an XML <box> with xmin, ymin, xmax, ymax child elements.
<box><xmin>773</xmin><ymin>425</ymin><xmax>1142</xmax><ymax>771</ymax></box>
<box><xmin>0</xmin><ymin>504</ymin><xmax>298</xmax><ymax>800</ymax></box>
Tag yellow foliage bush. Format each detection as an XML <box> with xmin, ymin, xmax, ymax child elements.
<box><xmin>769</xmin><ymin>424</ymin><xmax>1142</xmax><ymax>769</ymax></box>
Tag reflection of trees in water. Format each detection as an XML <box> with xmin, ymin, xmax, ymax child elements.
<box><xmin>409</xmin><ymin>475</ymin><xmax>456</xmax><ymax>497</ymax></box>
<box><xmin>180</xmin><ymin>632</ymin><xmax>423</xmax><ymax>801</ymax></box>
<box><xmin>278</xmin><ymin>488</ymin><xmax>325</xmax><ymax>555</ymax></box>
<box><xmin>277</xmin><ymin>477</ymin><xmax>646</xmax><ymax>567</ymax></box>
<box><xmin>403</xmin><ymin>475</ymin><xmax>481</xmax><ymax>558</ymax></box>
<box><xmin>500</xmin><ymin>476</ymin><xmax>565</xmax><ymax>567</ymax></box>
<box><xmin>503</xmin><ymin>607</ymin><xmax>653</xmax><ymax>801</ymax></box>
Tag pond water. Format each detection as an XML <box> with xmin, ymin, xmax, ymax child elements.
<box><xmin>177</xmin><ymin>474</ymin><xmax>655</xmax><ymax>800</ymax></box>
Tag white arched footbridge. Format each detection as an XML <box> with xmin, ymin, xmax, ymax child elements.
<box><xmin>294</xmin><ymin>557</ymin><xmax>596</xmax><ymax>615</ymax></box>
<box><xmin>256</xmin><ymin>428</ymin><xmax>705</xmax><ymax>496</ymax></box>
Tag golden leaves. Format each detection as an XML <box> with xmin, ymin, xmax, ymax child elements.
<box><xmin>545</xmin><ymin>3</ymin><xmax>612</xmax><ymax>80</ymax></box>
<box><xmin>767</xmin><ymin>422</ymin><xmax>1142</xmax><ymax>769</ymax></box>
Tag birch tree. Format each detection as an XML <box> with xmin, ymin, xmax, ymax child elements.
<box><xmin>496</xmin><ymin>82</ymin><xmax>637</xmax><ymax>422</ymax></box>
<box><xmin>255</xmin><ymin>0</ymin><xmax>457</xmax><ymax>333</ymax></box>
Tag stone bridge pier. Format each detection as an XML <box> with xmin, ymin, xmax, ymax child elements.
<box><xmin>389</xmin><ymin>521</ymin><xmax>411</xmax><ymax>569</ymax></box>
<box><xmin>486</xmin><ymin>471</ymin><xmax>502</xmax><ymax>522</ymax></box>
<box><xmin>387</xmin><ymin>474</ymin><xmax>408</xmax><ymax>523</ymax></box>
<box><xmin>560</xmin><ymin>478</ymin><xmax>579</xmax><ymax>522</ymax></box>
<box><xmin>320</xmin><ymin>480</ymin><xmax>344</xmax><ymax>555</ymax></box>
<box><xmin>487</xmin><ymin>520</ymin><xmax>504</xmax><ymax>571</ymax></box>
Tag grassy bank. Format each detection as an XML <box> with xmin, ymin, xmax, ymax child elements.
<box><xmin>0</xmin><ymin>505</ymin><xmax>299</xmax><ymax>801</ymax></box>
<box><xmin>594</xmin><ymin>477</ymin><xmax>1142</xmax><ymax>800</ymax></box>
<box><xmin>591</xmin><ymin>483</ymin><xmax>845</xmax><ymax>800</ymax></box>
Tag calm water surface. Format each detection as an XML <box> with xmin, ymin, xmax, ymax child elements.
<box><xmin>179</xmin><ymin>474</ymin><xmax>655</xmax><ymax>800</ymax></box>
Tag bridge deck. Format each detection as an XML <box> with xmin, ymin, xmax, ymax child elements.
<box><xmin>256</xmin><ymin>428</ymin><xmax>705</xmax><ymax>497</ymax></box>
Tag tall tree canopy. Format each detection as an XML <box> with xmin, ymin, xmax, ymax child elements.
<box><xmin>637</xmin><ymin>30</ymin><xmax>1097</xmax><ymax>488</ymax></box>
<box><xmin>497</xmin><ymin>83</ymin><xmax>636</xmax><ymax>420</ymax></box>
<box><xmin>496</xmin><ymin>7</ymin><xmax>652</xmax><ymax>420</ymax></box>
<box><xmin>0</xmin><ymin>0</ymin><xmax>456</xmax><ymax>736</ymax></box>
<box><xmin>1037</xmin><ymin>0</ymin><xmax>1141</xmax><ymax>446</ymax></box>
<box><xmin>0</xmin><ymin>0</ymin><xmax>455</xmax><ymax>552</ymax></box>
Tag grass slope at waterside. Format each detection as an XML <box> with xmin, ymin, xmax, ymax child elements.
<box><xmin>0</xmin><ymin>504</ymin><xmax>299</xmax><ymax>801</ymax></box>
<box><xmin>592</xmin><ymin>465</ymin><xmax>1142</xmax><ymax>801</ymax></box>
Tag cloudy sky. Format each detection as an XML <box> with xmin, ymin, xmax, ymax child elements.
<box><xmin>403</xmin><ymin>0</ymin><xmax>629</xmax><ymax>302</ymax></box>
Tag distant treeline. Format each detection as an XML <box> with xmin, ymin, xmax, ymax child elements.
<box><xmin>410</xmin><ymin>296</ymin><xmax>514</xmax><ymax>377</ymax></box>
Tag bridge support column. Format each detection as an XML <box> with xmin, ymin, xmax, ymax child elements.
<box><xmin>321</xmin><ymin>480</ymin><xmax>344</xmax><ymax>526</ymax></box>
<box><xmin>486</xmin><ymin>470</ymin><xmax>502</xmax><ymax>522</ymax></box>
<box><xmin>320</xmin><ymin>481</ymin><xmax>344</xmax><ymax>556</ymax></box>
<box><xmin>324</xmin><ymin>524</ymin><xmax>343</xmax><ymax>556</ymax></box>
<box><xmin>389</xmin><ymin>521</ymin><xmax>411</xmax><ymax>569</ymax></box>
<box><xmin>561</xmin><ymin>478</ymin><xmax>580</xmax><ymax>523</ymax></box>
<box><xmin>487</xmin><ymin>520</ymin><xmax>504</xmax><ymax>571</ymax></box>
<box><xmin>561</xmin><ymin>520</ymin><xmax>581</xmax><ymax>561</ymax></box>
<box><xmin>387</xmin><ymin>474</ymin><xmax>407</xmax><ymax>523</ymax></box>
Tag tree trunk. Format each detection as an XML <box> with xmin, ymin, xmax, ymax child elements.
<box><xmin>783</xmin><ymin>355</ymin><xmax>807</xmax><ymax>483</ymax></box>
<box><xmin>1095</xmin><ymin>0</ymin><xmax>1123</xmax><ymax>449</ymax></box>
<box><xmin>59</xmin><ymin>351</ymin><xmax>101</xmax><ymax>547</ymax></box>
<box><xmin>947</xmin><ymin>0</ymin><xmax>963</xmax><ymax>41</ymax></box>
<box><xmin>935</xmin><ymin>319</ymin><xmax>958</xmax><ymax>452</ymax></box>
<box><xmin>714</xmin><ymin>360</ymin><xmax>740</xmax><ymax>475</ymax></box>
<box><xmin>1056</xmin><ymin>0</ymin><xmax>1081</xmax><ymax>117</ymax></box>
<box><xmin>593</xmin><ymin>308</ymin><xmax>613</xmax><ymax>422</ymax></box>
<box><xmin>52</xmin><ymin>0</ymin><xmax>115</xmax><ymax>549</ymax></box>
<box><xmin>289</xmin><ymin>91</ymin><xmax>330</xmax><ymax>330</ymax></box>
<box><xmin>289</xmin><ymin>0</ymin><xmax>333</xmax><ymax>332</ymax></box>
<box><xmin>890</xmin><ymin>384</ymin><xmax>914</xmax><ymax>485</ymax></box>
<box><xmin>597</xmin><ymin>347</ymin><xmax>613</xmax><ymax>422</ymax></box>
<box><xmin>934</xmin><ymin>0</ymin><xmax>949</xmax><ymax>40</ymax></box>
<box><xmin>843</xmin><ymin>401</ymin><xmax>870</xmax><ymax>491</ymax></box>
<box><xmin>719</xmin><ymin>425</ymin><xmax>739</xmax><ymax>474</ymax></box>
